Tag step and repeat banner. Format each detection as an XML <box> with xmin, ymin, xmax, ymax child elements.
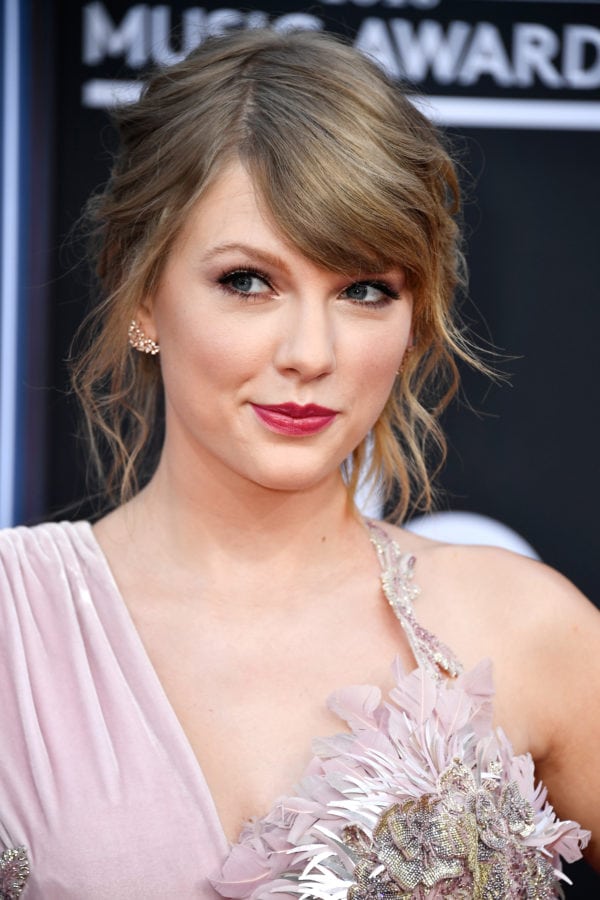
<box><xmin>2</xmin><ymin>0</ymin><xmax>599</xmax><ymax>592</ymax></box>
<box><xmin>1</xmin><ymin>2</ymin><xmax>599</xmax><ymax>888</ymax></box>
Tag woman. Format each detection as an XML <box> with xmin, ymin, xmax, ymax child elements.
<box><xmin>1</xmin><ymin>28</ymin><xmax>598</xmax><ymax>899</ymax></box>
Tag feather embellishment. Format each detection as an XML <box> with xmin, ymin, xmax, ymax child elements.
<box><xmin>211</xmin><ymin>659</ymin><xmax>590</xmax><ymax>900</ymax></box>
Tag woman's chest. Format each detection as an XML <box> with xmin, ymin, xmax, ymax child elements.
<box><xmin>0</xmin><ymin>640</ymin><xmax>227</xmax><ymax>899</ymax></box>
<box><xmin>128</xmin><ymin>588</ymin><xmax>417</xmax><ymax>844</ymax></box>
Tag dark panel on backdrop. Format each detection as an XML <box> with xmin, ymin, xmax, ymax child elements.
<box><xmin>47</xmin><ymin>0</ymin><xmax>600</xmax><ymax>589</ymax></box>
<box><xmin>35</xmin><ymin>2</ymin><xmax>600</xmax><ymax>889</ymax></box>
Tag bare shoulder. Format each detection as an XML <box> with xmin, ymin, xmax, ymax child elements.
<box><xmin>373</xmin><ymin>520</ymin><xmax>600</xmax><ymax>751</ymax></box>
<box><xmin>376</xmin><ymin>520</ymin><xmax>600</xmax><ymax>864</ymax></box>
<box><xmin>376</xmin><ymin>520</ymin><xmax>598</xmax><ymax>654</ymax></box>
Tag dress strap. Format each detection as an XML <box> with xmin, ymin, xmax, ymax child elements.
<box><xmin>365</xmin><ymin>520</ymin><xmax>463</xmax><ymax>681</ymax></box>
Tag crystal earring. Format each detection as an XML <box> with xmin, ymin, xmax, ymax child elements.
<box><xmin>397</xmin><ymin>344</ymin><xmax>413</xmax><ymax>376</ymax></box>
<box><xmin>128</xmin><ymin>320</ymin><xmax>160</xmax><ymax>355</ymax></box>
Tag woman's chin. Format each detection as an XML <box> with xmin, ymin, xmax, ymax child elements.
<box><xmin>243</xmin><ymin>464</ymin><xmax>345</xmax><ymax>496</ymax></box>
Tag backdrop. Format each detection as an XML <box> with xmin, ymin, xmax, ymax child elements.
<box><xmin>0</xmin><ymin>0</ymin><xmax>599</xmax><ymax>888</ymax></box>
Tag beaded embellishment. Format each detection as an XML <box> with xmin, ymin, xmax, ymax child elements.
<box><xmin>365</xmin><ymin>520</ymin><xmax>462</xmax><ymax>680</ymax></box>
<box><xmin>0</xmin><ymin>847</ymin><xmax>30</xmax><ymax>899</ymax></box>
<box><xmin>211</xmin><ymin>522</ymin><xmax>590</xmax><ymax>899</ymax></box>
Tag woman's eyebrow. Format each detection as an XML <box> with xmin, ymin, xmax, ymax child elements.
<box><xmin>200</xmin><ymin>242</ymin><xmax>291</xmax><ymax>274</ymax></box>
<box><xmin>201</xmin><ymin>242</ymin><xmax>398</xmax><ymax>282</ymax></box>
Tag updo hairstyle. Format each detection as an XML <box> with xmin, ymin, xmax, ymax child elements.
<box><xmin>72</xmin><ymin>27</ymin><xmax>477</xmax><ymax>520</ymax></box>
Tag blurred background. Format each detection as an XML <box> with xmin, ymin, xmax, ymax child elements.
<box><xmin>1</xmin><ymin>0</ymin><xmax>599</xmax><ymax>890</ymax></box>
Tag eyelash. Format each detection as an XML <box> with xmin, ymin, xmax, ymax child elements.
<box><xmin>216</xmin><ymin>268</ymin><xmax>399</xmax><ymax>308</ymax></box>
<box><xmin>345</xmin><ymin>281</ymin><xmax>399</xmax><ymax>308</ymax></box>
<box><xmin>217</xmin><ymin>267</ymin><xmax>273</xmax><ymax>300</ymax></box>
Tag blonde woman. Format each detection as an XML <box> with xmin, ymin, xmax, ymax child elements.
<box><xmin>0</xmin><ymin>29</ymin><xmax>598</xmax><ymax>899</ymax></box>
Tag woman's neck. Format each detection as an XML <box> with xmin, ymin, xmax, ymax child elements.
<box><xmin>98</xmin><ymin>451</ymin><xmax>368</xmax><ymax>597</ymax></box>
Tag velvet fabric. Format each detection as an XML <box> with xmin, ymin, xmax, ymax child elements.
<box><xmin>0</xmin><ymin>522</ymin><xmax>589</xmax><ymax>900</ymax></box>
<box><xmin>0</xmin><ymin>522</ymin><xmax>228</xmax><ymax>898</ymax></box>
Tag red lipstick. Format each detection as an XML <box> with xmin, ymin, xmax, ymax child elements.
<box><xmin>251</xmin><ymin>403</ymin><xmax>338</xmax><ymax>436</ymax></box>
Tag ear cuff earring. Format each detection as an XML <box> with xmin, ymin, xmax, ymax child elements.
<box><xmin>397</xmin><ymin>345</ymin><xmax>414</xmax><ymax>376</ymax></box>
<box><xmin>128</xmin><ymin>320</ymin><xmax>160</xmax><ymax>355</ymax></box>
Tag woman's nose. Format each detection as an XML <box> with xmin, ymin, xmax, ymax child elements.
<box><xmin>273</xmin><ymin>299</ymin><xmax>336</xmax><ymax>380</ymax></box>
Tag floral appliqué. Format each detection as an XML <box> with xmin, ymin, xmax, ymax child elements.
<box><xmin>0</xmin><ymin>847</ymin><xmax>30</xmax><ymax>899</ymax></box>
<box><xmin>343</xmin><ymin>759</ymin><xmax>558</xmax><ymax>899</ymax></box>
<box><xmin>211</xmin><ymin>526</ymin><xmax>590</xmax><ymax>900</ymax></box>
<box><xmin>211</xmin><ymin>661</ymin><xmax>590</xmax><ymax>900</ymax></box>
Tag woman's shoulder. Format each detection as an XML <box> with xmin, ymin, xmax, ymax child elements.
<box><xmin>375</xmin><ymin>518</ymin><xmax>599</xmax><ymax>698</ymax></box>
<box><xmin>0</xmin><ymin>518</ymin><xmax>91</xmax><ymax>564</ymax></box>
<box><xmin>376</xmin><ymin>519</ymin><xmax>600</xmax><ymax>779</ymax></box>
<box><xmin>376</xmin><ymin>518</ymin><xmax>593</xmax><ymax>630</ymax></box>
<box><xmin>0</xmin><ymin>520</ymin><xmax>96</xmax><ymax>613</ymax></box>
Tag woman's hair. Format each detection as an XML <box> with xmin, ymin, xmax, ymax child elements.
<box><xmin>72</xmin><ymin>27</ymin><xmax>479</xmax><ymax>521</ymax></box>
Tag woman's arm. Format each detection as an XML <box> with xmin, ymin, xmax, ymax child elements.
<box><xmin>525</xmin><ymin>564</ymin><xmax>600</xmax><ymax>870</ymax></box>
<box><xmin>413</xmin><ymin>536</ymin><xmax>600</xmax><ymax>870</ymax></box>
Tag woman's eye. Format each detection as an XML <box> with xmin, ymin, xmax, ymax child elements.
<box><xmin>342</xmin><ymin>281</ymin><xmax>398</xmax><ymax>307</ymax></box>
<box><xmin>218</xmin><ymin>269</ymin><xmax>271</xmax><ymax>296</ymax></box>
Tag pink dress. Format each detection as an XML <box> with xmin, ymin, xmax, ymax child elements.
<box><xmin>0</xmin><ymin>521</ymin><xmax>589</xmax><ymax>899</ymax></box>
<box><xmin>0</xmin><ymin>522</ymin><xmax>227</xmax><ymax>898</ymax></box>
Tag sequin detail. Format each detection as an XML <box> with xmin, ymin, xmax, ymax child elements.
<box><xmin>365</xmin><ymin>521</ymin><xmax>462</xmax><ymax>680</ymax></box>
<box><xmin>0</xmin><ymin>847</ymin><xmax>30</xmax><ymax>899</ymax></box>
<box><xmin>211</xmin><ymin>528</ymin><xmax>590</xmax><ymax>900</ymax></box>
<box><xmin>343</xmin><ymin>758</ymin><xmax>559</xmax><ymax>899</ymax></box>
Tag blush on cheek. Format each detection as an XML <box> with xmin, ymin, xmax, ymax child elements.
<box><xmin>363</xmin><ymin>354</ymin><xmax>403</xmax><ymax>388</ymax></box>
<box><xmin>166</xmin><ymin>315</ymin><xmax>228</xmax><ymax>357</ymax></box>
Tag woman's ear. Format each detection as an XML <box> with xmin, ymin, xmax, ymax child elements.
<box><xmin>133</xmin><ymin>297</ymin><xmax>158</xmax><ymax>344</ymax></box>
<box><xmin>127</xmin><ymin>298</ymin><xmax>160</xmax><ymax>355</ymax></box>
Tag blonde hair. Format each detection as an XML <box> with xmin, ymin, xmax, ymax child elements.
<box><xmin>72</xmin><ymin>27</ymin><xmax>478</xmax><ymax>520</ymax></box>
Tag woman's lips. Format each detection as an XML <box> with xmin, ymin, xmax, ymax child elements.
<box><xmin>251</xmin><ymin>403</ymin><xmax>338</xmax><ymax>436</ymax></box>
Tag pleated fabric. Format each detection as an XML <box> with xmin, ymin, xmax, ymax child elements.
<box><xmin>0</xmin><ymin>521</ymin><xmax>228</xmax><ymax>898</ymax></box>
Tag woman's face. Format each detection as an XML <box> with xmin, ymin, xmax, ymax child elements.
<box><xmin>140</xmin><ymin>161</ymin><xmax>413</xmax><ymax>494</ymax></box>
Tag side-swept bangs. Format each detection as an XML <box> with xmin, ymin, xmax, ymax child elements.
<box><xmin>74</xmin><ymin>28</ymin><xmax>477</xmax><ymax>518</ymax></box>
